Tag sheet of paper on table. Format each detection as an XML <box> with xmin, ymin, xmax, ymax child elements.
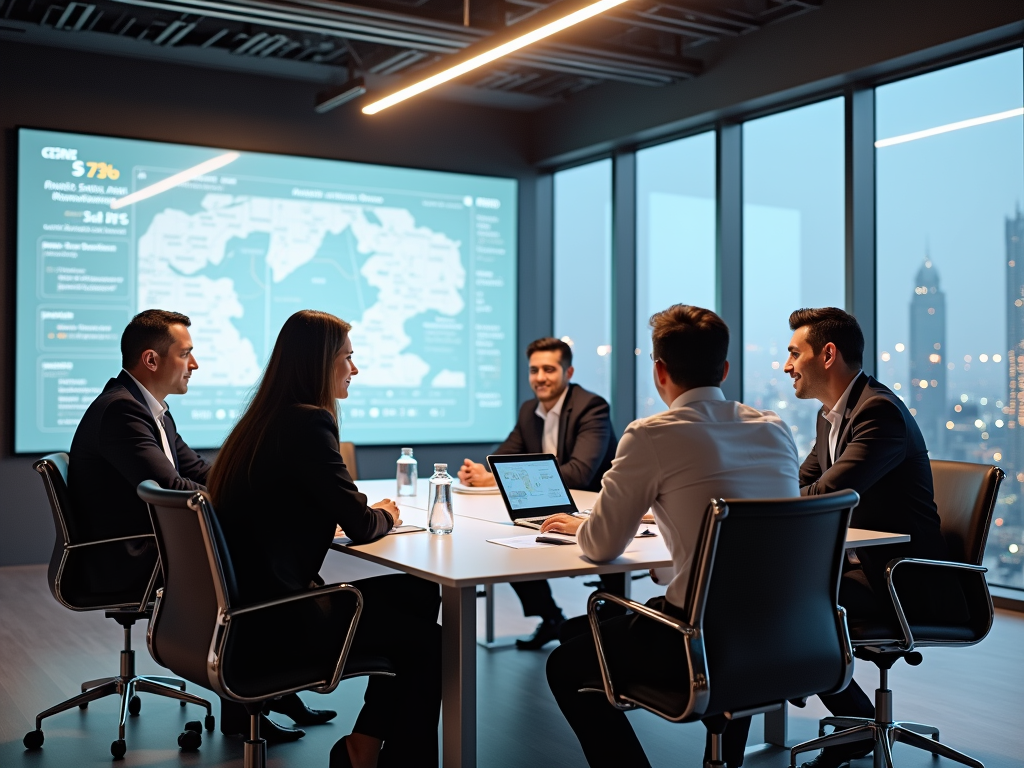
<box><xmin>334</xmin><ymin>524</ymin><xmax>426</xmax><ymax>545</ymax></box>
<box><xmin>488</xmin><ymin>533</ymin><xmax>577</xmax><ymax>549</ymax></box>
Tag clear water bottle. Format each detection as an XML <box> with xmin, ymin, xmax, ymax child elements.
<box><xmin>428</xmin><ymin>463</ymin><xmax>454</xmax><ymax>535</ymax></box>
<box><xmin>397</xmin><ymin>447</ymin><xmax>417</xmax><ymax>497</ymax></box>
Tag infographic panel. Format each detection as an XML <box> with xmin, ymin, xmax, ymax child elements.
<box><xmin>16</xmin><ymin>128</ymin><xmax>518</xmax><ymax>452</ymax></box>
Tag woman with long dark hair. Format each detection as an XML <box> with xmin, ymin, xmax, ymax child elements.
<box><xmin>209</xmin><ymin>309</ymin><xmax>441</xmax><ymax>768</ymax></box>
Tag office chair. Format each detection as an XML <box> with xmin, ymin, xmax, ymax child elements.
<box><xmin>794</xmin><ymin>461</ymin><xmax>1004</xmax><ymax>768</ymax></box>
<box><xmin>139</xmin><ymin>481</ymin><xmax>393</xmax><ymax>768</ymax></box>
<box><xmin>584</xmin><ymin>490</ymin><xmax>860</xmax><ymax>768</ymax></box>
<box><xmin>23</xmin><ymin>453</ymin><xmax>213</xmax><ymax>758</ymax></box>
<box><xmin>339</xmin><ymin>441</ymin><xmax>359</xmax><ymax>480</ymax></box>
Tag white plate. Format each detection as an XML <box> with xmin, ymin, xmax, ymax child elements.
<box><xmin>452</xmin><ymin>483</ymin><xmax>501</xmax><ymax>495</ymax></box>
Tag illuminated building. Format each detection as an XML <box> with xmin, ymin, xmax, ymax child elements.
<box><xmin>1005</xmin><ymin>206</ymin><xmax>1024</xmax><ymax>507</ymax></box>
<box><xmin>909</xmin><ymin>257</ymin><xmax>946</xmax><ymax>454</ymax></box>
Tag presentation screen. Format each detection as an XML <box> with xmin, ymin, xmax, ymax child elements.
<box><xmin>15</xmin><ymin>128</ymin><xmax>518</xmax><ymax>453</ymax></box>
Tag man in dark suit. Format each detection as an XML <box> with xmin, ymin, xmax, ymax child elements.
<box><xmin>69</xmin><ymin>309</ymin><xmax>328</xmax><ymax>742</ymax></box>
<box><xmin>459</xmin><ymin>337</ymin><xmax>619</xmax><ymax>649</ymax></box>
<box><xmin>781</xmin><ymin>307</ymin><xmax>954</xmax><ymax>768</ymax></box>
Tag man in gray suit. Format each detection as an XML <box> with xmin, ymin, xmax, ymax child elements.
<box><xmin>459</xmin><ymin>337</ymin><xmax>619</xmax><ymax>649</ymax></box>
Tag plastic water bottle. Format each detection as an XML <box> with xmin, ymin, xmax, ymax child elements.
<box><xmin>397</xmin><ymin>447</ymin><xmax>417</xmax><ymax>497</ymax></box>
<box><xmin>428</xmin><ymin>463</ymin><xmax>454</xmax><ymax>535</ymax></box>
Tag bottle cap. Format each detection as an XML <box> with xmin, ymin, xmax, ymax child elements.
<box><xmin>434</xmin><ymin>463</ymin><xmax>447</xmax><ymax>471</ymax></box>
<box><xmin>401</xmin><ymin>447</ymin><xmax>413</xmax><ymax>455</ymax></box>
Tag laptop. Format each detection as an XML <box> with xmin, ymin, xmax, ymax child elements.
<box><xmin>486</xmin><ymin>453</ymin><xmax>580</xmax><ymax>531</ymax></box>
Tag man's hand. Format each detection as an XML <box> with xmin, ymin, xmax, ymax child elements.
<box><xmin>371</xmin><ymin>498</ymin><xmax>402</xmax><ymax>528</ymax></box>
<box><xmin>457</xmin><ymin>459</ymin><xmax>496</xmax><ymax>487</ymax></box>
<box><xmin>540</xmin><ymin>513</ymin><xmax>583</xmax><ymax>536</ymax></box>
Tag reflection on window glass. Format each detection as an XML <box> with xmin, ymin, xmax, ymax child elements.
<box><xmin>554</xmin><ymin>159</ymin><xmax>613</xmax><ymax>401</ymax></box>
<box><xmin>742</xmin><ymin>98</ymin><xmax>846</xmax><ymax>458</ymax></box>
<box><xmin>875</xmin><ymin>49</ymin><xmax>1024</xmax><ymax>588</ymax></box>
<box><xmin>635</xmin><ymin>132</ymin><xmax>717</xmax><ymax>417</ymax></box>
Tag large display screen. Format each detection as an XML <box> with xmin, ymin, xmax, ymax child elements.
<box><xmin>15</xmin><ymin>128</ymin><xmax>518</xmax><ymax>452</ymax></box>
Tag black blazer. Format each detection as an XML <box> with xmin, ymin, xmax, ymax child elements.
<box><xmin>800</xmin><ymin>373</ymin><xmax>951</xmax><ymax>612</ymax></box>
<box><xmin>69</xmin><ymin>370</ymin><xmax>210</xmax><ymax>543</ymax></box>
<box><xmin>496</xmin><ymin>383</ymin><xmax>617</xmax><ymax>492</ymax></box>
<box><xmin>213</xmin><ymin>405</ymin><xmax>393</xmax><ymax>603</ymax></box>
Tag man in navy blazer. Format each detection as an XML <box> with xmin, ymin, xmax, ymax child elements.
<box><xmin>459</xmin><ymin>337</ymin><xmax>619</xmax><ymax>649</ymax></box>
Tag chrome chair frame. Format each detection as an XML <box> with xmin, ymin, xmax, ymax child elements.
<box><xmin>584</xmin><ymin>494</ymin><xmax>857</xmax><ymax>767</ymax></box>
<box><xmin>793</xmin><ymin>463</ymin><xmax>1003</xmax><ymax>768</ymax></box>
<box><xmin>25</xmin><ymin>454</ymin><xmax>211</xmax><ymax>759</ymax></box>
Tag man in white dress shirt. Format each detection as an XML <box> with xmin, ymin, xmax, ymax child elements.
<box><xmin>543</xmin><ymin>304</ymin><xmax>800</xmax><ymax>768</ymax></box>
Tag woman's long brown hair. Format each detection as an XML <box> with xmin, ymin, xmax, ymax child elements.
<box><xmin>207</xmin><ymin>309</ymin><xmax>352</xmax><ymax>503</ymax></box>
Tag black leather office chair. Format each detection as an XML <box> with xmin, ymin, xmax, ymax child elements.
<box><xmin>23</xmin><ymin>454</ymin><xmax>212</xmax><ymax>759</ymax></box>
<box><xmin>138</xmin><ymin>481</ymin><xmax>391</xmax><ymax>768</ymax></box>
<box><xmin>584</xmin><ymin>490</ymin><xmax>860</xmax><ymax>768</ymax></box>
<box><xmin>794</xmin><ymin>461</ymin><xmax>1003</xmax><ymax>768</ymax></box>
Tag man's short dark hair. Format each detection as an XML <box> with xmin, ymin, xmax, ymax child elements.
<box><xmin>121</xmin><ymin>310</ymin><xmax>191</xmax><ymax>368</ymax></box>
<box><xmin>526</xmin><ymin>337</ymin><xmax>573</xmax><ymax>369</ymax></box>
<box><xmin>650</xmin><ymin>305</ymin><xmax>729</xmax><ymax>388</ymax></box>
<box><xmin>788</xmin><ymin>307</ymin><xmax>864</xmax><ymax>368</ymax></box>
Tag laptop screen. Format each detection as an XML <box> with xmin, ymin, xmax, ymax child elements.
<box><xmin>487</xmin><ymin>454</ymin><xmax>579</xmax><ymax>520</ymax></box>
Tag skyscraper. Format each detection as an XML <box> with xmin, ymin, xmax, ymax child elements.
<box><xmin>909</xmin><ymin>257</ymin><xmax>946</xmax><ymax>454</ymax></box>
<box><xmin>1005</xmin><ymin>207</ymin><xmax>1024</xmax><ymax>506</ymax></box>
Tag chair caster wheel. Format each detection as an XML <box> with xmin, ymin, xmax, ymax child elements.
<box><xmin>79</xmin><ymin>702</ymin><xmax>88</xmax><ymax>709</ymax></box>
<box><xmin>184</xmin><ymin>720</ymin><xmax>202</xmax><ymax>733</ymax></box>
<box><xmin>180</xmin><ymin>700</ymin><xmax>187</xmax><ymax>707</ymax></box>
<box><xmin>205</xmin><ymin>715</ymin><xmax>216</xmax><ymax>732</ymax></box>
<box><xmin>23</xmin><ymin>729</ymin><xmax>44</xmax><ymax>750</ymax></box>
<box><xmin>111</xmin><ymin>738</ymin><xmax>127</xmax><ymax>759</ymax></box>
<box><xmin>128</xmin><ymin>695</ymin><xmax>142</xmax><ymax>716</ymax></box>
<box><xmin>178</xmin><ymin>729</ymin><xmax>202</xmax><ymax>751</ymax></box>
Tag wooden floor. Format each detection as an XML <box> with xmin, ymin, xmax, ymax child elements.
<box><xmin>1</xmin><ymin>557</ymin><xmax>1022</xmax><ymax>768</ymax></box>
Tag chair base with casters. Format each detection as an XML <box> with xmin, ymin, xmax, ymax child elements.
<box><xmin>790</xmin><ymin>647</ymin><xmax>983</xmax><ymax>768</ymax></box>
<box><xmin>23</xmin><ymin>610</ymin><xmax>215</xmax><ymax>759</ymax></box>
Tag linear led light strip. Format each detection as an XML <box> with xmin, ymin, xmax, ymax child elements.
<box><xmin>875</xmin><ymin>107</ymin><xmax>1024</xmax><ymax>148</ymax></box>
<box><xmin>362</xmin><ymin>0</ymin><xmax>631</xmax><ymax>115</ymax></box>
<box><xmin>110</xmin><ymin>152</ymin><xmax>241</xmax><ymax>210</ymax></box>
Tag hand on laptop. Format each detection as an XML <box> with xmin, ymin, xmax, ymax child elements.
<box><xmin>540</xmin><ymin>513</ymin><xmax>584</xmax><ymax>536</ymax></box>
<box><xmin>371</xmin><ymin>499</ymin><xmax>403</xmax><ymax>528</ymax></box>
<box><xmin>458</xmin><ymin>459</ymin><xmax>497</xmax><ymax>487</ymax></box>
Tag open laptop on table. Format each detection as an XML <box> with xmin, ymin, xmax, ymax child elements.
<box><xmin>486</xmin><ymin>453</ymin><xmax>582</xmax><ymax>531</ymax></box>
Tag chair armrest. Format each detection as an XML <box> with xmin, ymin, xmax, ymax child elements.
<box><xmin>885</xmin><ymin>558</ymin><xmax>989</xmax><ymax>652</ymax></box>
<box><xmin>585</xmin><ymin>591</ymin><xmax>708</xmax><ymax>722</ymax></box>
<box><xmin>216</xmin><ymin>583</ymin><xmax>363</xmax><ymax>698</ymax></box>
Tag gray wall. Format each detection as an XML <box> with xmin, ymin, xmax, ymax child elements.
<box><xmin>0</xmin><ymin>40</ymin><xmax>542</xmax><ymax>565</ymax></box>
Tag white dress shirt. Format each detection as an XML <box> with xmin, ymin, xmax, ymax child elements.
<box><xmin>823</xmin><ymin>371</ymin><xmax>863</xmax><ymax>464</ymax></box>
<box><xmin>124</xmin><ymin>370</ymin><xmax>176</xmax><ymax>468</ymax></box>
<box><xmin>577</xmin><ymin>386</ymin><xmax>800</xmax><ymax>609</ymax></box>
<box><xmin>535</xmin><ymin>386</ymin><xmax>569</xmax><ymax>459</ymax></box>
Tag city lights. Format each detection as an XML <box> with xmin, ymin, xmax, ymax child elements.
<box><xmin>975</xmin><ymin>419</ymin><xmax>985</xmax><ymax>429</ymax></box>
<box><xmin>881</xmin><ymin>351</ymin><xmax>891</xmax><ymax>361</ymax></box>
<box><xmin>994</xmin><ymin>354</ymin><xmax>1003</xmax><ymax>362</ymax></box>
<box><xmin>980</xmin><ymin>354</ymin><xmax>990</xmax><ymax>362</ymax></box>
<box><xmin>895</xmin><ymin>343</ymin><xmax>905</xmax><ymax>352</ymax></box>
<box><xmin>946</xmin><ymin>421</ymin><xmax>955</xmax><ymax>430</ymax></box>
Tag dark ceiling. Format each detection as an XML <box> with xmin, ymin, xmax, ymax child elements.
<box><xmin>0</xmin><ymin>0</ymin><xmax>820</xmax><ymax>108</ymax></box>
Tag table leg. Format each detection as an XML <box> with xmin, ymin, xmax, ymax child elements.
<box><xmin>442</xmin><ymin>585</ymin><xmax>477</xmax><ymax>768</ymax></box>
<box><xmin>485</xmin><ymin>583</ymin><xmax>495</xmax><ymax>644</ymax></box>
<box><xmin>765</xmin><ymin>702</ymin><xmax>788</xmax><ymax>746</ymax></box>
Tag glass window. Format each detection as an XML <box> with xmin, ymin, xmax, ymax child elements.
<box><xmin>742</xmin><ymin>98</ymin><xmax>846</xmax><ymax>457</ymax></box>
<box><xmin>875</xmin><ymin>49</ymin><xmax>1024</xmax><ymax>588</ymax></box>
<box><xmin>553</xmin><ymin>159</ymin><xmax>613</xmax><ymax>401</ymax></box>
<box><xmin>635</xmin><ymin>132</ymin><xmax>717</xmax><ymax>418</ymax></box>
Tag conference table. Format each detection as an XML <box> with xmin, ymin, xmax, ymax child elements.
<box><xmin>330</xmin><ymin>478</ymin><xmax>910</xmax><ymax>768</ymax></box>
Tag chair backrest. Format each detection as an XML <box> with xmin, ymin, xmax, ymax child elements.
<box><xmin>339</xmin><ymin>441</ymin><xmax>358</xmax><ymax>481</ymax></box>
<box><xmin>930</xmin><ymin>460</ymin><xmax>1004</xmax><ymax>565</ymax></box>
<box><xmin>692</xmin><ymin>490</ymin><xmax>858</xmax><ymax>718</ymax></box>
<box><xmin>139</xmin><ymin>481</ymin><xmax>234</xmax><ymax>694</ymax></box>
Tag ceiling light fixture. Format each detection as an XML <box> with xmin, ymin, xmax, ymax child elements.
<box><xmin>315</xmin><ymin>77</ymin><xmax>367</xmax><ymax>114</ymax></box>
<box><xmin>111</xmin><ymin>152</ymin><xmax>241</xmax><ymax>210</ymax></box>
<box><xmin>362</xmin><ymin>0</ymin><xmax>631</xmax><ymax>115</ymax></box>
<box><xmin>875</xmin><ymin>106</ymin><xmax>1024</xmax><ymax>148</ymax></box>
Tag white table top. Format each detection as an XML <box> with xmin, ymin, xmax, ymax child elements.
<box><xmin>338</xmin><ymin>478</ymin><xmax>910</xmax><ymax>588</ymax></box>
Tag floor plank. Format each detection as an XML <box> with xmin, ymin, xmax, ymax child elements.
<box><xmin>1</xmin><ymin>562</ymin><xmax>1021</xmax><ymax>767</ymax></box>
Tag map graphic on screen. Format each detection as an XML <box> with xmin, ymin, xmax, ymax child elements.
<box><xmin>16</xmin><ymin>128</ymin><xmax>518</xmax><ymax>452</ymax></box>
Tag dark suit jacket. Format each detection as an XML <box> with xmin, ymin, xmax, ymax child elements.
<box><xmin>213</xmin><ymin>405</ymin><xmax>393</xmax><ymax>603</ymax></box>
<box><xmin>496</xmin><ymin>383</ymin><xmax>617</xmax><ymax>492</ymax></box>
<box><xmin>69</xmin><ymin>370</ymin><xmax>210</xmax><ymax>542</ymax></box>
<box><xmin>800</xmin><ymin>373</ymin><xmax>954</xmax><ymax>619</ymax></box>
<box><xmin>68</xmin><ymin>371</ymin><xmax>210</xmax><ymax>593</ymax></box>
